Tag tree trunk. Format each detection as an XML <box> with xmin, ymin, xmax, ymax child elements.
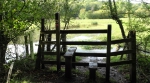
<box><xmin>24</xmin><ymin>35</ymin><xmax>29</xmax><ymax>57</ymax></box>
<box><xmin>0</xmin><ymin>2</ymin><xmax>9</xmax><ymax>81</ymax></box>
<box><xmin>35</xmin><ymin>34</ymin><xmax>42</xmax><ymax>70</ymax></box>
<box><xmin>108</xmin><ymin>0</ymin><xmax>126</xmax><ymax>39</ymax></box>
<box><xmin>0</xmin><ymin>31</ymin><xmax>9</xmax><ymax>81</ymax></box>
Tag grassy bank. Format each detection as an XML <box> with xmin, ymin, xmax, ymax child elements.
<box><xmin>13</xmin><ymin>18</ymin><xmax>129</xmax><ymax>45</ymax></box>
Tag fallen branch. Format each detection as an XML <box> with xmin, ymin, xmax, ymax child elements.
<box><xmin>6</xmin><ymin>62</ymin><xmax>14</xmax><ymax>83</ymax></box>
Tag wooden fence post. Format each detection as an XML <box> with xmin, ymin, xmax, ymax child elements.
<box><xmin>35</xmin><ymin>19</ymin><xmax>45</xmax><ymax>69</ymax></box>
<box><xmin>64</xmin><ymin>47</ymin><xmax>77</xmax><ymax>79</ymax></box>
<box><xmin>130</xmin><ymin>31</ymin><xmax>136</xmax><ymax>83</ymax></box>
<box><xmin>41</xmin><ymin>19</ymin><xmax>45</xmax><ymax>69</ymax></box>
<box><xmin>55</xmin><ymin>13</ymin><xmax>61</xmax><ymax>71</ymax></box>
<box><xmin>106</xmin><ymin>24</ymin><xmax>111</xmax><ymax>82</ymax></box>
<box><xmin>47</xmin><ymin>34</ymin><xmax>52</xmax><ymax>51</ymax></box>
<box><xmin>61</xmin><ymin>34</ymin><xmax>67</xmax><ymax>52</ymax></box>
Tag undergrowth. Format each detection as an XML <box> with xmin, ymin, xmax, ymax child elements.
<box><xmin>111</xmin><ymin>53</ymin><xmax>150</xmax><ymax>83</ymax></box>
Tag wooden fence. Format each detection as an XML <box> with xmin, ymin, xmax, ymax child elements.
<box><xmin>36</xmin><ymin>13</ymin><xmax>136</xmax><ymax>83</ymax></box>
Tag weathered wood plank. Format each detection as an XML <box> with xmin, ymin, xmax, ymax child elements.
<box><xmin>41</xmin><ymin>29</ymin><xmax>108</xmax><ymax>34</ymax></box>
<box><xmin>110</xmin><ymin>50</ymin><xmax>133</xmax><ymax>56</ymax></box>
<box><xmin>42</xmin><ymin>61</ymin><xmax>65</xmax><ymax>65</ymax></box>
<box><xmin>42</xmin><ymin>52</ymin><xmax>106</xmax><ymax>57</ymax></box>
<box><xmin>72</xmin><ymin>62</ymin><xmax>106</xmax><ymax>67</ymax></box>
<box><xmin>72</xmin><ymin>62</ymin><xmax>89</xmax><ymax>66</ymax></box>
<box><xmin>42</xmin><ymin>61</ymin><xmax>57</xmax><ymax>64</ymax></box>
<box><xmin>111</xmin><ymin>38</ymin><xmax>132</xmax><ymax>44</ymax></box>
<box><xmin>64</xmin><ymin>47</ymin><xmax>77</xmax><ymax>79</ymax></box>
<box><xmin>61</xmin><ymin>30</ymin><xmax>108</xmax><ymax>34</ymax></box>
<box><xmin>61</xmin><ymin>41</ymin><xmax>107</xmax><ymax>45</ymax></box>
<box><xmin>89</xmin><ymin>62</ymin><xmax>98</xmax><ymax>69</ymax></box>
<box><xmin>41</xmin><ymin>41</ymin><xmax>56</xmax><ymax>44</ymax></box>
<box><xmin>97</xmin><ymin>63</ymin><xmax>106</xmax><ymax>67</ymax></box>
<box><xmin>41</xmin><ymin>41</ymin><xmax>107</xmax><ymax>45</ymax></box>
<box><xmin>42</xmin><ymin>52</ymin><xmax>65</xmax><ymax>55</ymax></box>
<box><xmin>55</xmin><ymin>13</ymin><xmax>61</xmax><ymax>71</ymax></box>
<box><xmin>42</xmin><ymin>61</ymin><xmax>107</xmax><ymax>67</ymax></box>
<box><xmin>74</xmin><ymin>52</ymin><xmax>106</xmax><ymax>57</ymax></box>
<box><xmin>110</xmin><ymin>60</ymin><xmax>132</xmax><ymax>66</ymax></box>
<box><xmin>64</xmin><ymin>47</ymin><xmax>77</xmax><ymax>57</ymax></box>
<box><xmin>89</xmin><ymin>62</ymin><xmax>98</xmax><ymax>81</ymax></box>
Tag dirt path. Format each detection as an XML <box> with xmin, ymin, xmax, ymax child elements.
<box><xmin>79</xmin><ymin>57</ymin><xmax>128</xmax><ymax>83</ymax></box>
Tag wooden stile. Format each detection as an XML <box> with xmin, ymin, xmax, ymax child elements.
<box><xmin>37</xmin><ymin>14</ymin><xmax>136</xmax><ymax>82</ymax></box>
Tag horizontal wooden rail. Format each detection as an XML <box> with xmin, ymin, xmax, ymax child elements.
<box><xmin>42</xmin><ymin>52</ymin><xmax>65</xmax><ymax>55</ymax></box>
<box><xmin>110</xmin><ymin>50</ymin><xmax>133</xmax><ymax>56</ymax></box>
<box><xmin>42</xmin><ymin>61</ymin><xmax>106</xmax><ymax>67</ymax></box>
<box><xmin>72</xmin><ymin>62</ymin><xmax>106</xmax><ymax>67</ymax></box>
<box><xmin>41</xmin><ymin>41</ymin><xmax>107</xmax><ymax>45</ymax></box>
<box><xmin>111</xmin><ymin>38</ymin><xmax>132</xmax><ymax>44</ymax></box>
<box><xmin>61</xmin><ymin>30</ymin><xmax>108</xmax><ymax>34</ymax></box>
<box><xmin>97</xmin><ymin>63</ymin><xmax>106</xmax><ymax>67</ymax></box>
<box><xmin>42</xmin><ymin>60</ymin><xmax>133</xmax><ymax>67</ymax></box>
<box><xmin>42</xmin><ymin>51</ymin><xmax>106</xmax><ymax>57</ymax></box>
<box><xmin>74</xmin><ymin>52</ymin><xmax>106</xmax><ymax>57</ymax></box>
<box><xmin>61</xmin><ymin>41</ymin><xmax>107</xmax><ymax>45</ymax></box>
<box><xmin>110</xmin><ymin>60</ymin><xmax>132</xmax><ymax>66</ymax></box>
<box><xmin>72</xmin><ymin>62</ymin><xmax>89</xmax><ymax>66</ymax></box>
<box><xmin>41</xmin><ymin>39</ymin><xmax>132</xmax><ymax>45</ymax></box>
<box><xmin>42</xmin><ymin>52</ymin><xmax>57</xmax><ymax>55</ymax></box>
<box><xmin>41</xmin><ymin>29</ymin><xmax>108</xmax><ymax>34</ymax></box>
<box><xmin>42</xmin><ymin>61</ymin><xmax>57</xmax><ymax>64</ymax></box>
<box><xmin>43</xmin><ymin>50</ymin><xmax>133</xmax><ymax>57</ymax></box>
<box><xmin>41</xmin><ymin>41</ymin><xmax>56</xmax><ymax>44</ymax></box>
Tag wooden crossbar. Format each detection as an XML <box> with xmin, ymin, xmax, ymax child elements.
<box><xmin>41</xmin><ymin>29</ymin><xmax>108</xmax><ymax>34</ymax></box>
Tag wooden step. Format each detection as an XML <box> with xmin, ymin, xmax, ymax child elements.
<box><xmin>89</xmin><ymin>62</ymin><xmax>98</xmax><ymax>81</ymax></box>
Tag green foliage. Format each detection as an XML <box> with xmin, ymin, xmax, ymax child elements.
<box><xmin>0</xmin><ymin>0</ymin><xmax>61</xmax><ymax>40</ymax></box>
<box><xmin>10</xmin><ymin>76</ymin><xmax>33</xmax><ymax>83</ymax></box>
<box><xmin>12</xmin><ymin>57</ymin><xmax>35</xmax><ymax>72</ymax></box>
<box><xmin>86</xmin><ymin>10</ymin><xmax>110</xmax><ymax>19</ymax></box>
<box><xmin>7</xmin><ymin>57</ymin><xmax>36</xmax><ymax>82</ymax></box>
<box><xmin>48</xmin><ymin>65</ymin><xmax>57</xmax><ymax>72</ymax></box>
<box><xmin>76</xmin><ymin>56</ymin><xmax>82</xmax><ymax>61</ymax></box>
<box><xmin>137</xmin><ymin>54</ymin><xmax>150</xmax><ymax>73</ymax></box>
<box><xmin>79</xmin><ymin>8</ymin><xmax>86</xmax><ymax>19</ymax></box>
